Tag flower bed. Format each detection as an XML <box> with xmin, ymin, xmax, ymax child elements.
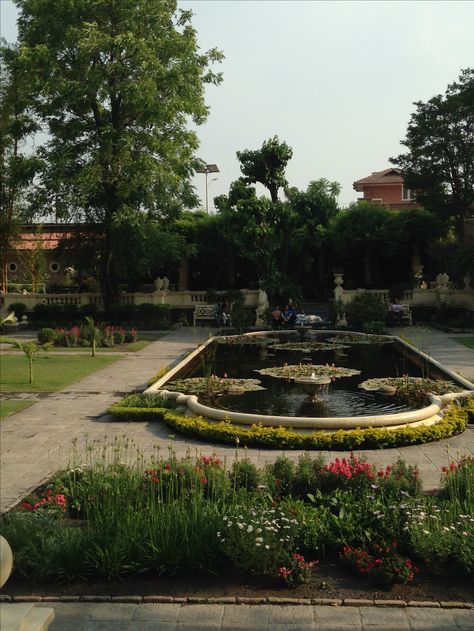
<box><xmin>37</xmin><ymin>324</ymin><xmax>138</xmax><ymax>348</ymax></box>
<box><xmin>1</xmin><ymin>445</ymin><xmax>472</xmax><ymax>593</ymax></box>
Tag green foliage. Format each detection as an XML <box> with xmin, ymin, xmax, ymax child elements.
<box><xmin>32</xmin><ymin>303</ymin><xmax>79</xmax><ymax>326</ymax></box>
<box><xmin>1</xmin><ymin>443</ymin><xmax>473</xmax><ymax>583</ymax></box>
<box><xmin>229</xmin><ymin>459</ymin><xmax>260</xmax><ymax>492</ymax></box>
<box><xmin>129</xmin><ymin>402</ymin><xmax>470</xmax><ymax>451</ymax></box>
<box><xmin>449</xmin><ymin>244</ymin><xmax>474</xmax><ymax>282</ymax></box>
<box><xmin>7</xmin><ymin>302</ymin><xmax>27</xmax><ymax>318</ymax></box>
<box><xmin>0</xmin><ymin>336</ymin><xmax>50</xmax><ymax>383</ymax></box>
<box><xmin>37</xmin><ymin>327</ymin><xmax>57</xmax><ymax>344</ymax></box>
<box><xmin>237</xmin><ymin>136</ymin><xmax>293</xmax><ymax>203</ymax></box>
<box><xmin>118</xmin><ymin>393</ymin><xmax>173</xmax><ymax>409</ymax></box>
<box><xmin>345</xmin><ymin>293</ymin><xmax>387</xmax><ymax>331</ymax></box>
<box><xmin>392</xmin><ymin>68</ymin><xmax>474</xmax><ymax>241</ymax></box>
<box><xmin>0</xmin><ymin>43</ymin><xmax>41</xmax><ymax>292</ymax></box>
<box><xmin>217</xmin><ymin>505</ymin><xmax>300</xmax><ymax>576</ymax></box>
<box><xmin>11</xmin><ymin>0</ymin><xmax>223</xmax><ymax>307</ymax></box>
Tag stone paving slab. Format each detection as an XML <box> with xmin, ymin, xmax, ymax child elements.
<box><xmin>1</xmin><ymin>327</ymin><xmax>474</xmax><ymax>511</ymax></box>
<box><xmin>31</xmin><ymin>602</ymin><xmax>474</xmax><ymax>630</ymax></box>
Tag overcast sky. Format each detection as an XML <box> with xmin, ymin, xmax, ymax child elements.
<box><xmin>1</xmin><ymin>0</ymin><xmax>473</xmax><ymax>209</ymax></box>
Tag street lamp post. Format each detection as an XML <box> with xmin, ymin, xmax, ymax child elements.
<box><xmin>196</xmin><ymin>163</ymin><xmax>219</xmax><ymax>213</ymax></box>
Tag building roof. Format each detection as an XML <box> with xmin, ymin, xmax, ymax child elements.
<box><xmin>15</xmin><ymin>223</ymin><xmax>100</xmax><ymax>250</ymax></box>
<box><xmin>353</xmin><ymin>168</ymin><xmax>404</xmax><ymax>192</ymax></box>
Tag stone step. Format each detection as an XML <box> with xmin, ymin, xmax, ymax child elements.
<box><xmin>0</xmin><ymin>603</ymin><xmax>55</xmax><ymax>631</ymax></box>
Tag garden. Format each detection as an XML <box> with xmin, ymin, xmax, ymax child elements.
<box><xmin>1</xmin><ymin>441</ymin><xmax>473</xmax><ymax>602</ymax></box>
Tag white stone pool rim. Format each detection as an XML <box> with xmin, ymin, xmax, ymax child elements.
<box><xmin>145</xmin><ymin>330</ymin><xmax>474</xmax><ymax>431</ymax></box>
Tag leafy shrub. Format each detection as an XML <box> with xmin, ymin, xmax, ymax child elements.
<box><xmin>113</xmin><ymin>328</ymin><xmax>125</xmax><ymax>345</ymax></box>
<box><xmin>277</xmin><ymin>552</ymin><xmax>317</xmax><ymax>587</ymax></box>
<box><xmin>55</xmin><ymin>326</ymin><xmax>80</xmax><ymax>347</ymax></box>
<box><xmin>32</xmin><ymin>303</ymin><xmax>78</xmax><ymax>326</ymax></box>
<box><xmin>266</xmin><ymin>456</ymin><xmax>296</xmax><ymax>496</ymax></box>
<box><xmin>79</xmin><ymin>303</ymin><xmax>99</xmax><ymax>318</ymax></box>
<box><xmin>37</xmin><ymin>328</ymin><xmax>57</xmax><ymax>344</ymax></box>
<box><xmin>229</xmin><ymin>459</ymin><xmax>260</xmax><ymax>492</ymax></box>
<box><xmin>342</xmin><ymin>542</ymin><xmax>416</xmax><ymax>585</ymax></box>
<box><xmin>8</xmin><ymin>302</ymin><xmax>27</xmax><ymax>318</ymax></box>
<box><xmin>407</xmin><ymin>498</ymin><xmax>474</xmax><ymax>574</ymax></box>
<box><xmin>345</xmin><ymin>294</ymin><xmax>386</xmax><ymax>331</ymax></box>
<box><xmin>440</xmin><ymin>455</ymin><xmax>474</xmax><ymax>507</ymax></box>
<box><xmin>217</xmin><ymin>505</ymin><xmax>300</xmax><ymax>576</ymax></box>
<box><xmin>149</xmin><ymin>402</ymin><xmax>469</xmax><ymax>451</ymax></box>
<box><xmin>119</xmin><ymin>393</ymin><xmax>173</xmax><ymax>409</ymax></box>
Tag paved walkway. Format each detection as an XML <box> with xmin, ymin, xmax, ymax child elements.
<box><xmin>27</xmin><ymin>602</ymin><xmax>474</xmax><ymax>630</ymax></box>
<box><xmin>1</xmin><ymin>326</ymin><xmax>474</xmax><ymax>511</ymax></box>
<box><xmin>394</xmin><ymin>325</ymin><xmax>474</xmax><ymax>384</ymax></box>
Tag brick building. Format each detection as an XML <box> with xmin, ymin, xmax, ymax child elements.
<box><xmin>353</xmin><ymin>168</ymin><xmax>420</xmax><ymax>209</ymax></box>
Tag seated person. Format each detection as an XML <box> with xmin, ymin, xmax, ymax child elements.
<box><xmin>213</xmin><ymin>302</ymin><xmax>223</xmax><ymax>326</ymax></box>
<box><xmin>389</xmin><ymin>299</ymin><xmax>403</xmax><ymax>326</ymax></box>
<box><xmin>282</xmin><ymin>304</ymin><xmax>297</xmax><ymax>328</ymax></box>
<box><xmin>271</xmin><ymin>305</ymin><xmax>282</xmax><ymax>329</ymax></box>
<box><xmin>221</xmin><ymin>301</ymin><xmax>231</xmax><ymax>326</ymax></box>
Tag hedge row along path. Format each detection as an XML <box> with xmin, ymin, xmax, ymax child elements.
<box><xmin>1</xmin><ymin>326</ymin><xmax>473</xmax><ymax>512</ymax></box>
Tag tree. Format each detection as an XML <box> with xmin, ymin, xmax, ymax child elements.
<box><xmin>0</xmin><ymin>43</ymin><xmax>40</xmax><ymax>292</ymax></box>
<box><xmin>392</xmin><ymin>69</ymin><xmax>474</xmax><ymax>241</ymax></box>
<box><xmin>285</xmin><ymin>180</ymin><xmax>340</xmax><ymax>288</ymax></box>
<box><xmin>10</xmin><ymin>0</ymin><xmax>223</xmax><ymax>309</ymax></box>
<box><xmin>236</xmin><ymin>136</ymin><xmax>293</xmax><ymax>203</ymax></box>
<box><xmin>0</xmin><ymin>336</ymin><xmax>49</xmax><ymax>384</ymax></box>
<box><xmin>329</xmin><ymin>202</ymin><xmax>396</xmax><ymax>287</ymax></box>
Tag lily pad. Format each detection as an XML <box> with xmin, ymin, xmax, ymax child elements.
<box><xmin>167</xmin><ymin>376</ymin><xmax>265</xmax><ymax>397</ymax></box>
<box><xmin>255</xmin><ymin>364</ymin><xmax>360</xmax><ymax>380</ymax></box>
<box><xmin>270</xmin><ymin>342</ymin><xmax>350</xmax><ymax>352</ymax></box>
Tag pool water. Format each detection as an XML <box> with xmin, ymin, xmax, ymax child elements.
<box><xmin>176</xmin><ymin>334</ymin><xmax>447</xmax><ymax>418</ymax></box>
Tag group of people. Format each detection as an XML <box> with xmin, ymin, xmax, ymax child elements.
<box><xmin>271</xmin><ymin>303</ymin><xmax>297</xmax><ymax>329</ymax></box>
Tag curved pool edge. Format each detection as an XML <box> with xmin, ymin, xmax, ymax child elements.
<box><xmin>144</xmin><ymin>330</ymin><xmax>474</xmax><ymax>431</ymax></box>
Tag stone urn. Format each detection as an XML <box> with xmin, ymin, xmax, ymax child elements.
<box><xmin>162</xmin><ymin>276</ymin><xmax>170</xmax><ymax>291</ymax></box>
<box><xmin>0</xmin><ymin>535</ymin><xmax>13</xmax><ymax>588</ymax></box>
<box><xmin>154</xmin><ymin>277</ymin><xmax>163</xmax><ymax>292</ymax></box>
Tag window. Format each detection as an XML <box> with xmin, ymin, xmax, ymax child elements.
<box><xmin>49</xmin><ymin>261</ymin><xmax>60</xmax><ymax>273</ymax></box>
<box><xmin>8</xmin><ymin>262</ymin><xmax>17</xmax><ymax>273</ymax></box>
<box><xmin>402</xmin><ymin>185</ymin><xmax>414</xmax><ymax>201</ymax></box>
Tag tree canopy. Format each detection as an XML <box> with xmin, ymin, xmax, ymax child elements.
<box><xmin>236</xmin><ymin>136</ymin><xmax>293</xmax><ymax>203</ymax></box>
<box><xmin>392</xmin><ymin>68</ymin><xmax>474</xmax><ymax>241</ymax></box>
<box><xmin>0</xmin><ymin>42</ymin><xmax>40</xmax><ymax>291</ymax></box>
<box><xmin>8</xmin><ymin>0</ymin><xmax>222</xmax><ymax>307</ymax></box>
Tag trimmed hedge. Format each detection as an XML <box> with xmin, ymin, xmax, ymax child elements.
<box><xmin>108</xmin><ymin>397</ymin><xmax>473</xmax><ymax>450</ymax></box>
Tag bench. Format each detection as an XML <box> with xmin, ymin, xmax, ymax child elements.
<box><xmin>401</xmin><ymin>304</ymin><xmax>413</xmax><ymax>326</ymax></box>
<box><xmin>193</xmin><ymin>304</ymin><xmax>216</xmax><ymax>327</ymax></box>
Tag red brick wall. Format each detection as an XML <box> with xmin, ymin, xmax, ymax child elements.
<box><xmin>362</xmin><ymin>184</ymin><xmax>403</xmax><ymax>203</ymax></box>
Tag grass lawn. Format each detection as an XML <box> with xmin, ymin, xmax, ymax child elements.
<box><xmin>0</xmin><ymin>354</ymin><xmax>123</xmax><ymax>392</ymax></box>
<box><xmin>0</xmin><ymin>399</ymin><xmax>35</xmax><ymax>419</ymax></box>
<box><xmin>452</xmin><ymin>336</ymin><xmax>474</xmax><ymax>349</ymax></box>
<box><xmin>3</xmin><ymin>334</ymin><xmax>164</xmax><ymax>354</ymax></box>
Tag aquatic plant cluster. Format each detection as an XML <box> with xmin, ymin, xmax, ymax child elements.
<box><xmin>255</xmin><ymin>364</ymin><xmax>361</xmax><ymax>380</ymax></box>
<box><xmin>167</xmin><ymin>376</ymin><xmax>265</xmax><ymax>398</ymax></box>
<box><xmin>359</xmin><ymin>376</ymin><xmax>463</xmax><ymax>405</ymax></box>
<box><xmin>1</xmin><ymin>441</ymin><xmax>473</xmax><ymax>588</ymax></box>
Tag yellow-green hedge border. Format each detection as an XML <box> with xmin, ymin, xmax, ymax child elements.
<box><xmin>108</xmin><ymin>398</ymin><xmax>473</xmax><ymax>450</ymax></box>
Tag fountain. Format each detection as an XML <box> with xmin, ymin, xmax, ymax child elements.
<box><xmin>145</xmin><ymin>331</ymin><xmax>474</xmax><ymax>431</ymax></box>
<box><xmin>294</xmin><ymin>372</ymin><xmax>331</xmax><ymax>402</ymax></box>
